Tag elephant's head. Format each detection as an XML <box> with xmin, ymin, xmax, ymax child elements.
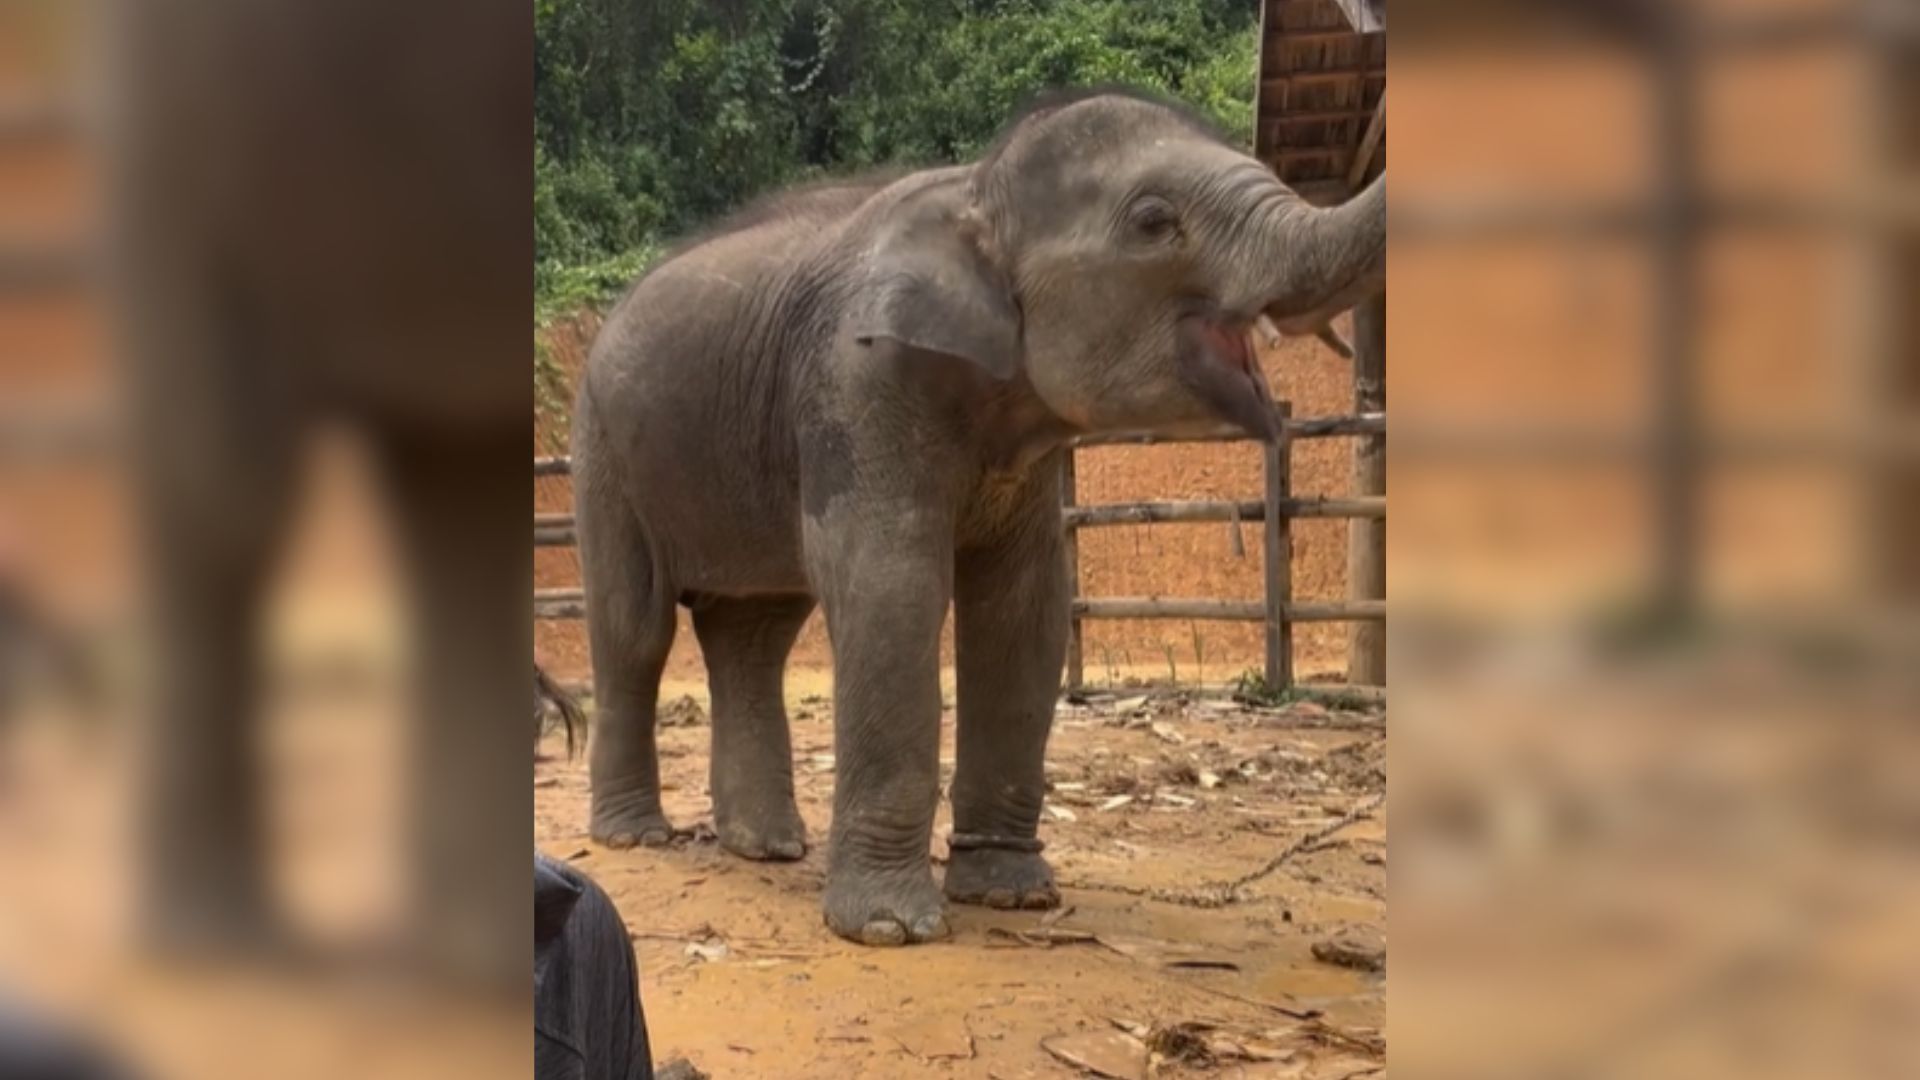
<box><xmin>853</xmin><ymin>90</ymin><xmax>1384</xmax><ymax>442</ymax></box>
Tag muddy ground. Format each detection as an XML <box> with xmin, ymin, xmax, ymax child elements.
<box><xmin>534</xmin><ymin>690</ymin><xmax>1387</xmax><ymax>1080</ymax></box>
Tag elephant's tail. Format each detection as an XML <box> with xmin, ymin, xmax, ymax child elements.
<box><xmin>534</xmin><ymin>663</ymin><xmax>587</xmax><ymax>759</ymax></box>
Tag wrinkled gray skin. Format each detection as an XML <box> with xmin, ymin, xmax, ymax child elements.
<box><xmin>576</xmin><ymin>91</ymin><xmax>1384</xmax><ymax>946</ymax></box>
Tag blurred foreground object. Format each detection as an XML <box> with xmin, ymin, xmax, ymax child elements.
<box><xmin>95</xmin><ymin>0</ymin><xmax>531</xmax><ymax>989</ymax></box>
<box><xmin>1392</xmin><ymin>0</ymin><xmax>1920</xmax><ymax>1076</ymax></box>
<box><xmin>0</xmin><ymin>993</ymin><xmax>141</xmax><ymax>1080</ymax></box>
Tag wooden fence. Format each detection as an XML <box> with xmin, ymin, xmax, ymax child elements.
<box><xmin>532</xmin><ymin>403</ymin><xmax>1388</xmax><ymax>695</ymax></box>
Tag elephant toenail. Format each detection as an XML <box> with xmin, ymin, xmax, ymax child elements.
<box><xmin>1020</xmin><ymin>889</ymin><xmax>1058</xmax><ymax>910</ymax></box>
<box><xmin>860</xmin><ymin>920</ymin><xmax>908</xmax><ymax>947</ymax></box>
<box><xmin>984</xmin><ymin>887</ymin><xmax>1017</xmax><ymax>908</ymax></box>
<box><xmin>911</xmin><ymin>914</ymin><xmax>950</xmax><ymax>941</ymax></box>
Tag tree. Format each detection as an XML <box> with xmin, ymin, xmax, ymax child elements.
<box><xmin>533</xmin><ymin>0</ymin><xmax>1259</xmax><ymax>310</ymax></box>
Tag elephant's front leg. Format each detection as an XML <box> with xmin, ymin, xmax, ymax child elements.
<box><xmin>945</xmin><ymin>495</ymin><xmax>1068</xmax><ymax>911</ymax></box>
<box><xmin>808</xmin><ymin>504</ymin><xmax>954</xmax><ymax>946</ymax></box>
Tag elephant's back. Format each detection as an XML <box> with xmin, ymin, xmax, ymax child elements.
<box><xmin>578</xmin><ymin>224</ymin><xmax>826</xmax><ymax>594</ymax></box>
<box><xmin>584</xmin><ymin>218</ymin><xmax>828</xmax><ymax>455</ymax></box>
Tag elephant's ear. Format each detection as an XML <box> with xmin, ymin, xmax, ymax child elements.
<box><xmin>851</xmin><ymin>195</ymin><xmax>1021</xmax><ymax>380</ymax></box>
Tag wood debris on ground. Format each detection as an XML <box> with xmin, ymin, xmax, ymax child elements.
<box><xmin>535</xmin><ymin>685</ymin><xmax>1386</xmax><ymax>1078</ymax></box>
<box><xmin>1311</xmin><ymin>935</ymin><xmax>1385</xmax><ymax>973</ymax></box>
<box><xmin>1041</xmin><ymin>1029</ymin><xmax>1148</xmax><ymax>1080</ymax></box>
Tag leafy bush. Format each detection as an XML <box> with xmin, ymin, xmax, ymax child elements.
<box><xmin>533</xmin><ymin>0</ymin><xmax>1263</xmax><ymax>412</ymax></box>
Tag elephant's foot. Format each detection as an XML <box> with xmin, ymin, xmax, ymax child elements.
<box><xmin>823</xmin><ymin>864</ymin><xmax>950</xmax><ymax>947</ymax></box>
<box><xmin>715</xmin><ymin>800</ymin><xmax>808</xmax><ymax>862</ymax></box>
<box><xmin>590</xmin><ymin>797</ymin><xmax>677</xmax><ymax>849</ymax></box>
<box><xmin>944</xmin><ymin>846</ymin><xmax>1060</xmax><ymax>910</ymax></box>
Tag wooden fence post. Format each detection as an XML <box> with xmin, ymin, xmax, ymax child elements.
<box><xmin>1863</xmin><ymin>31</ymin><xmax>1920</xmax><ymax>603</ymax></box>
<box><xmin>1062</xmin><ymin>449</ymin><xmax>1085</xmax><ymax>690</ymax></box>
<box><xmin>1263</xmin><ymin>402</ymin><xmax>1294</xmax><ymax>691</ymax></box>
<box><xmin>1650</xmin><ymin>19</ymin><xmax>1702</xmax><ymax>622</ymax></box>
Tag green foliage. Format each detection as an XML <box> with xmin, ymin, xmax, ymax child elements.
<box><xmin>1232</xmin><ymin>667</ymin><xmax>1289</xmax><ymax>706</ymax></box>
<box><xmin>533</xmin><ymin>0</ymin><xmax>1263</xmax><ymax>420</ymax></box>
<box><xmin>534</xmin><ymin>244</ymin><xmax>663</xmax><ymax>447</ymax></box>
<box><xmin>1233</xmin><ymin>669</ymin><xmax>1384</xmax><ymax>712</ymax></box>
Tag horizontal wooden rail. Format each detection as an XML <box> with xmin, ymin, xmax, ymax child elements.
<box><xmin>534</xmin><ymin>513</ymin><xmax>575</xmax><ymax>547</ymax></box>
<box><xmin>1288</xmin><ymin>599</ymin><xmax>1386</xmax><ymax>622</ymax></box>
<box><xmin>1071</xmin><ymin>597</ymin><xmax>1384</xmax><ymax>623</ymax></box>
<box><xmin>1281</xmin><ymin>496</ymin><xmax>1385</xmax><ymax>519</ymax></box>
<box><xmin>529</xmin><ymin>413</ymin><xmax>1387</xmax><ymax>477</ymax></box>
<box><xmin>1394</xmin><ymin>419</ymin><xmax>1920</xmax><ymax>465</ymax></box>
<box><xmin>1071</xmin><ymin>412</ymin><xmax>1385</xmax><ymax>447</ymax></box>
<box><xmin>1065</xmin><ymin>500</ymin><xmax>1260</xmax><ymax>528</ymax></box>
<box><xmin>1063</xmin><ymin>495</ymin><xmax>1383</xmax><ymax>528</ymax></box>
<box><xmin>1074</xmin><ymin>598</ymin><xmax>1263</xmax><ymax>621</ymax></box>
<box><xmin>535</xmin><ymin>589</ymin><xmax>585</xmax><ymax>619</ymax></box>
<box><xmin>1258</xmin><ymin>108</ymin><xmax>1375</xmax><ymax>126</ymax></box>
<box><xmin>1263</xmin><ymin>30</ymin><xmax>1371</xmax><ymax>47</ymax></box>
<box><xmin>1394</xmin><ymin>190</ymin><xmax>1920</xmax><ymax>241</ymax></box>
<box><xmin>1697</xmin><ymin>8</ymin><xmax>1920</xmax><ymax>50</ymax></box>
<box><xmin>537</xmin><ymin>493</ymin><xmax>1384</xmax><ymax>546</ymax></box>
<box><xmin>1261</xmin><ymin>67</ymin><xmax>1384</xmax><ymax>88</ymax></box>
<box><xmin>1285</xmin><ymin>413</ymin><xmax>1387</xmax><ymax>439</ymax></box>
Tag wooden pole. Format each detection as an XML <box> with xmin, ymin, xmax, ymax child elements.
<box><xmin>1264</xmin><ymin>402</ymin><xmax>1294</xmax><ymax>691</ymax></box>
<box><xmin>1252</xmin><ymin>0</ymin><xmax>1270</xmax><ymax>156</ymax></box>
<box><xmin>1061</xmin><ymin>450</ymin><xmax>1085</xmax><ymax>690</ymax></box>
<box><xmin>1348</xmin><ymin>293</ymin><xmax>1386</xmax><ymax>685</ymax></box>
<box><xmin>1650</xmin><ymin>16</ymin><xmax>1702</xmax><ymax>622</ymax></box>
<box><xmin>1863</xmin><ymin>28</ymin><xmax>1920</xmax><ymax>602</ymax></box>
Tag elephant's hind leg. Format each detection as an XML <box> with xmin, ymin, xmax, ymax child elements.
<box><xmin>691</xmin><ymin>594</ymin><xmax>813</xmax><ymax>861</ymax></box>
<box><xmin>575</xmin><ymin>450</ymin><xmax>679</xmax><ymax>849</ymax></box>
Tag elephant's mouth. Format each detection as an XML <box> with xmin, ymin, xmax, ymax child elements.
<box><xmin>1177</xmin><ymin>314</ymin><xmax>1280</xmax><ymax>442</ymax></box>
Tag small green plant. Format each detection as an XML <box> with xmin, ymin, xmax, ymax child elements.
<box><xmin>1161</xmin><ymin>642</ymin><xmax>1178</xmax><ymax>685</ymax></box>
<box><xmin>1189</xmin><ymin>623</ymin><xmax>1207</xmax><ymax>688</ymax></box>
<box><xmin>1233</xmin><ymin>667</ymin><xmax>1292</xmax><ymax>706</ymax></box>
<box><xmin>1232</xmin><ymin>669</ymin><xmax>1382</xmax><ymax>713</ymax></box>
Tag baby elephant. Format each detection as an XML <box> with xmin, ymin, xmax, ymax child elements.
<box><xmin>575</xmin><ymin>89</ymin><xmax>1384</xmax><ymax>945</ymax></box>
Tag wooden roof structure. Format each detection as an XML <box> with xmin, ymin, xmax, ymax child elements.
<box><xmin>1255</xmin><ymin>0</ymin><xmax>1386</xmax><ymax>205</ymax></box>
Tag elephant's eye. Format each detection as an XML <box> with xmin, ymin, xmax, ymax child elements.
<box><xmin>1125</xmin><ymin>196</ymin><xmax>1180</xmax><ymax>242</ymax></box>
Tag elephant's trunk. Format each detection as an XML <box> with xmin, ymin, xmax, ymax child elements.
<box><xmin>1242</xmin><ymin>174</ymin><xmax>1385</xmax><ymax>332</ymax></box>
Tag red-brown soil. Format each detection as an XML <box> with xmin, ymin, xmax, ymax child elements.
<box><xmin>535</xmin><ymin>692</ymin><xmax>1387</xmax><ymax>1079</ymax></box>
